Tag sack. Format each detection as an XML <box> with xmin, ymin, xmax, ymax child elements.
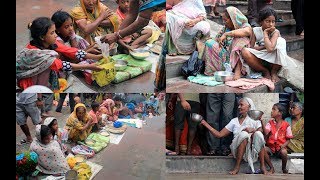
<box><xmin>181</xmin><ymin>51</ymin><xmax>204</xmax><ymax>78</ymax></box>
<box><xmin>287</xmin><ymin>158</ymin><xmax>304</xmax><ymax>174</ymax></box>
<box><xmin>92</xmin><ymin>57</ymin><xmax>115</xmax><ymax>87</ymax></box>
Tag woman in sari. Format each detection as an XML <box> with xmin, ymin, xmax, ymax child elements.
<box><xmin>200</xmin><ymin>97</ymin><xmax>270</xmax><ymax>175</ymax></box>
<box><xmin>166</xmin><ymin>0</ymin><xmax>210</xmax><ymax>55</ymax></box>
<box><xmin>70</xmin><ymin>0</ymin><xmax>120</xmax><ymax>45</ymax></box>
<box><xmin>30</xmin><ymin>125</ymin><xmax>70</xmax><ymax>175</ymax></box>
<box><xmin>99</xmin><ymin>98</ymin><xmax>119</xmax><ymax>121</ymax></box>
<box><xmin>285</xmin><ymin>102</ymin><xmax>304</xmax><ymax>153</ymax></box>
<box><xmin>202</xmin><ymin>6</ymin><xmax>252</xmax><ymax>80</ymax></box>
<box><xmin>65</xmin><ymin>103</ymin><xmax>93</xmax><ymax>142</ymax></box>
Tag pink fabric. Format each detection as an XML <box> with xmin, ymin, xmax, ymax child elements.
<box><xmin>225</xmin><ymin>78</ymin><xmax>275</xmax><ymax>91</ymax></box>
<box><xmin>88</xmin><ymin>110</ymin><xmax>98</xmax><ymax>124</ymax></box>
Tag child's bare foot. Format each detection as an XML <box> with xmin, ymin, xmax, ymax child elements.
<box><xmin>271</xmin><ymin>73</ymin><xmax>280</xmax><ymax>82</ymax></box>
<box><xmin>269</xmin><ymin>167</ymin><xmax>275</xmax><ymax>174</ymax></box>
<box><xmin>229</xmin><ymin>167</ymin><xmax>240</xmax><ymax>175</ymax></box>
<box><xmin>233</xmin><ymin>71</ymin><xmax>241</xmax><ymax>80</ymax></box>
<box><xmin>260</xmin><ymin>166</ymin><xmax>269</xmax><ymax>175</ymax></box>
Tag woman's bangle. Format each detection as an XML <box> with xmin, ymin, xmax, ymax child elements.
<box><xmin>116</xmin><ymin>31</ymin><xmax>123</xmax><ymax>39</ymax></box>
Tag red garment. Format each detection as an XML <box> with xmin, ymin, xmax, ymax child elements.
<box><xmin>89</xmin><ymin>110</ymin><xmax>98</xmax><ymax>124</ymax></box>
<box><xmin>266</xmin><ymin>119</ymin><xmax>293</xmax><ymax>153</ymax></box>
<box><xmin>54</xmin><ymin>40</ymin><xmax>78</xmax><ymax>61</ymax></box>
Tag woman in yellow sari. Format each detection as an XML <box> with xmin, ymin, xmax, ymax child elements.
<box><xmin>70</xmin><ymin>0</ymin><xmax>120</xmax><ymax>45</ymax></box>
<box><xmin>285</xmin><ymin>102</ymin><xmax>304</xmax><ymax>153</ymax></box>
<box><xmin>65</xmin><ymin>103</ymin><xmax>93</xmax><ymax>142</ymax></box>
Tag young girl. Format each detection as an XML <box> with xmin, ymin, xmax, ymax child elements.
<box><xmin>99</xmin><ymin>99</ymin><xmax>119</xmax><ymax>121</ymax></box>
<box><xmin>241</xmin><ymin>7</ymin><xmax>289</xmax><ymax>82</ymax></box>
<box><xmin>260</xmin><ymin>103</ymin><xmax>293</xmax><ymax>174</ymax></box>
<box><xmin>16</xmin><ymin>17</ymin><xmax>102</xmax><ymax>91</ymax></box>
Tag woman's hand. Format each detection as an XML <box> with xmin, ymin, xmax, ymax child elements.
<box><xmin>86</xmin><ymin>63</ymin><xmax>103</xmax><ymax>71</ymax></box>
<box><xmin>99</xmin><ymin>9</ymin><xmax>113</xmax><ymax>20</ymax></box>
<box><xmin>181</xmin><ymin>100</ymin><xmax>191</xmax><ymax>111</ymax></box>
<box><xmin>100</xmin><ymin>33</ymin><xmax>118</xmax><ymax>44</ymax></box>
<box><xmin>218</xmin><ymin>33</ymin><xmax>227</xmax><ymax>47</ymax></box>
<box><xmin>243</xmin><ymin>127</ymin><xmax>255</xmax><ymax>133</ymax></box>
<box><xmin>185</xmin><ymin>19</ymin><xmax>197</xmax><ymax>28</ymax></box>
<box><xmin>200</xmin><ymin>119</ymin><xmax>208</xmax><ymax>126</ymax></box>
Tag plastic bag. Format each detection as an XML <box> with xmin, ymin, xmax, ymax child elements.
<box><xmin>94</xmin><ymin>36</ymin><xmax>109</xmax><ymax>59</ymax></box>
<box><xmin>287</xmin><ymin>159</ymin><xmax>304</xmax><ymax>174</ymax></box>
<box><xmin>91</xmin><ymin>57</ymin><xmax>115</xmax><ymax>87</ymax></box>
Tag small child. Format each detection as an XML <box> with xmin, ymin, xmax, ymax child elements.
<box><xmin>114</xmin><ymin>95</ymin><xmax>134</xmax><ymax>119</ymax></box>
<box><xmin>115</xmin><ymin>0</ymin><xmax>159</xmax><ymax>51</ymax></box>
<box><xmin>99</xmin><ymin>99</ymin><xmax>119</xmax><ymax>121</ymax></box>
<box><xmin>89</xmin><ymin>101</ymin><xmax>104</xmax><ymax>132</ymax></box>
<box><xmin>203</xmin><ymin>0</ymin><xmax>226</xmax><ymax>17</ymax></box>
<box><xmin>241</xmin><ymin>7</ymin><xmax>292</xmax><ymax>82</ymax></box>
<box><xmin>261</xmin><ymin>103</ymin><xmax>293</xmax><ymax>174</ymax></box>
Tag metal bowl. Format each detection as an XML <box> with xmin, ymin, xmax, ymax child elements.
<box><xmin>247</xmin><ymin>110</ymin><xmax>264</xmax><ymax>120</ymax></box>
<box><xmin>130</xmin><ymin>49</ymin><xmax>150</xmax><ymax>60</ymax></box>
<box><xmin>65</xmin><ymin>170</ymin><xmax>78</xmax><ymax>180</ymax></box>
<box><xmin>114</xmin><ymin>59</ymin><xmax>128</xmax><ymax>71</ymax></box>
<box><xmin>214</xmin><ymin>71</ymin><xmax>234</xmax><ymax>82</ymax></box>
<box><xmin>191</xmin><ymin>113</ymin><xmax>203</xmax><ymax>123</ymax></box>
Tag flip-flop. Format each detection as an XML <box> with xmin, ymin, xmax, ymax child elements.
<box><xmin>166</xmin><ymin>150</ymin><xmax>178</xmax><ymax>155</ymax></box>
<box><xmin>17</xmin><ymin>139</ymin><xmax>32</xmax><ymax>146</ymax></box>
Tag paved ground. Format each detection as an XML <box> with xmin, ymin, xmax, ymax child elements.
<box><xmin>165</xmin><ymin>173</ymin><xmax>304</xmax><ymax>180</ymax></box>
<box><xmin>16</xmin><ymin>0</ymin><xmax>159</xmax><ymax>93</ymax></box>
<box><xmin>16</xmin><ymin>103</ymin><xmax>166</xmax><ymax>180</ymax></box>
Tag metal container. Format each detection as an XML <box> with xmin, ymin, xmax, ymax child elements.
<box><xmin>247</xmin><ymin>110</ymin><xmax>264</xmax><ymax>120</ymax></box>
<box><xmin>191</xmin><ymin>113</ymin><xmax>203</xmax><ymax>123</ymax></box>
<box><xmin>65</xmin><ymin>170</ymin><xmax>78</xmax><ymax>180</ymax></box>
<box><xmin>114</xmin><ymin>60</ymin><xmax>128</xmax><ymax>71</ymax></box>
<box><xmin>130</xmin><ymin>49</ymin><xmax>150</xmax><ymax>60</ymax></box>
<box><xmin>214</xmin><ymin>71</ymin><xmax>234</xmax><ymax>82</ymax></box>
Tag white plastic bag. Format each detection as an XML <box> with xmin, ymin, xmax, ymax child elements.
<box><xmin>94</xmin><ymin>36</ymin><xmax>109</xmax><ymax>59</ymax></box>
<box><xmin>287</xmin><ymin>158</ymin><xmax>304</xmax><ymax>174</ymax></box>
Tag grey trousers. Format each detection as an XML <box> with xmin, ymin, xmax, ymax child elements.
<box><xmin>174</xmin><ymin>100</ymin><xmax>200</xmax><ymax>130</ymax></box>
<box><xmin>206</xmin><ymin>93</ymin><xmax>235</xmax><ymax>151</ymax></box>
<box><xmin>247</xmin><ymin>0</ymin><xmax>271</xmax><ymax>24</ymax></box>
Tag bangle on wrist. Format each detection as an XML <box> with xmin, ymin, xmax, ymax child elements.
<box><xmin>116</xmin><ymin>31</ymin><xmax>123</xmax><ymax>39</ymax></box>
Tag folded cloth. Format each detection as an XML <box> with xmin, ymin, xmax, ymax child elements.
<box><xmin>225</xmin><ymin>78</ymin><xmax>275</xmax><ymax>91</ymax></box>
<box><xmin>112</xmin><ymin>54</ymin><xmax>152</xmax><ymax>83</ymax></box>
<box><xmin>188</xmin><ymin>74</ymin><xmax>223</xmax><ymax>86</ymax></box>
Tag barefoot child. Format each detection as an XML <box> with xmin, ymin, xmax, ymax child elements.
<box><xmin>260</xmin><ymin>103</ymin><xmax>293</xmax><ymax>173</ymax></box>
<box><xmin>16</xmin><ymin>17</ymin><xmax>102</xmax><ymax>91</ymax></box>
<box><xmin>241</xmin><ymin>7</ymin><xmax>289</xmax><ymax>82</ymax></box>
<box><xmin>115</xmin><ymin>0</ymin><xmax>160</xmax><ymax>51</ymax></box>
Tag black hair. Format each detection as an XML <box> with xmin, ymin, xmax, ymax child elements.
<box><xmin>91</xmin><ymin>101</ymin><xmax>100</xmax><ymax>109</ymax></box>
<box><xmin>47</xmin><ymin>119</ymin><xmax>58</xmax><ymax>137</ymax></box>
<box><xmin>51</xmin><ymin>10</ymin><xmax>73</xmax><ymax>42</ymax></box>
<box><xmin>28</xmin><ymin>17</ymin><xmax>57</xmax><ymax>50</ymax></box>
<box><xmin>113</xmin><ymin>95</ymin><xmax>122</xmax><ymax>102</ymax></box>
<box><xmin>223</xmin><ymin>9</ymin><xmax>230</xmax><ymax>19</ymax></box>
<box><xmin>258</xmin><ymin>7</ymin><xmax>278</xmax><ymax>23</ymax></box>
<box><xmin>274</xmin><ymin>103</ymin><xmax>287</xmax><ymax>119</ymax></box>
<box><xmin>40</xmin><ymin>125</ymin><xmax>52</xmax><ymax>141</ymax></box>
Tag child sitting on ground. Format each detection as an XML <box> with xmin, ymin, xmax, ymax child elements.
<box><xmin>99</xmin><ymin>99</ymin><xmax>119</xmax><ymax>121</ymax></box>
<box><xmin>115</xmin><ymin>0</ymin><xmax>161</xmax><ymax>52</ymax></box>
<box><xmin>114</xmin><ymin>95</ymin><xmax>134</xmax><ymax>119</ymax></box>
<box><xmin>260</xmin><ymin>103</ymin><xmax>293</xmax><ymax>174</ymax></box>
<box><xmin>89</xmin><ymin>101</ymin><xmax>105</xmax><ymax>132</ymax></box>
<box><xmin>241</xmin><ymin>7</ymin><xmax>293</xmax><ymax>82</ymax></box>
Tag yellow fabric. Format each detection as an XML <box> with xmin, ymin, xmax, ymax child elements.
<box><xmin>92</xmin><ymin>57</ymin><xmax>116</xmax><ymax>87</ymax></box>
<box><xmin>147</xmin><ymin>28</ymin><xmax>161</xmax><ymax>44</ymax></box>
<box><xmin>53</xmin><ymin>78</ymin><xmax>68</xmax><ymax>93</ymax></box>
<box><xmin>70</xmin><ymin>0</ymin><xmax>119</xmax><ymax>44</ymax></box>
<box><xmin>65</xmin><ymin>103</ymin><xmax>92</xmax><ymax>142</ymax></box>
<box><xmin>288</xmin><ymin>117</ymin><xmax>304</xmax><ymax>153</ymax></box>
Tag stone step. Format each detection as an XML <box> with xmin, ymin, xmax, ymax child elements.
<box><xmin>166</xmin><ymin>155</ymin><xmax>303</xmax><ymax>174</ymax></box>
<box><xmin>273</xmin><ymin>0</ymin><xmax>292</xmax><ymax>10</ymax></box>
<box><xmin>166</xmin><ymin>76</ymin><xmax>287</xmax><ymax>93</ymax></box>
<box><xmin>283</xmin><ymin>34</ymin><xmax>304</xmax><ymax>52</ymax></box>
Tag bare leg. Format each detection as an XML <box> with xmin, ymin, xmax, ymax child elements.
<box><xmin>241</xmin><ymin>48</ymin><xmax>271</xmax><ymax>79</ymax></box>
<box><xmin>20</xmin><ymin>124</ymin><xmax>33</xmax><ymax>142</ymax></box>
<box><xmin>186</xmin><ymin>129</ymin><xmax>196</xmax><ymax>155</ymax></box>
<box><xmin>131</xmin><ymin>29</ymin><xmax>152</xmax><ymax>48</ymax></box>
<box><xmin>264</xmin><ymin>148</ymin><xmax>275</xmax><ymax>174</ymax></box>
<box><xmin>270</xmin><ymin>64</ymin><xmax>282</xmax><ymax>82</ymax></box>
<box><xmin>175</xmin><ymin>129</ymin><xmax>182</xmax><ymax>155</ymax></box>
<box><xmin>258</xmin><ymin>147</ymin><xmax>269</xmax><ymax>175</ymax></box>
<box><xmin>280</xmin><ymin>148</ymin><xmax>288</xmax><ymax>173</ymax></box>
<box><xmin>229</xmin><ymin>139</ymin><xmax>248</xmax><ymax>175</ymax></box>
<box><xmin>233</xmin><ymin>60</ymin><xmax>242</xmax><ymax>80</ymax></box>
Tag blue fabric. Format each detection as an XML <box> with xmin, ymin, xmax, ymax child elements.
<box><xmin>126</xmin><ymin>103</ymin><xmax>135</xmax><ymax>111</ymax></box>
<box><xmin>140</xmin><ymin>0</ymin><xmax>165</xmax><ymax>12</ymax></box>
<box><xmin>119</xmin><ymin>114</ymin><xmax>131</xmax><ymax>119</ymax></box>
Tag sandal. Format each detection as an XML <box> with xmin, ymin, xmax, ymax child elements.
<box><xmin>166</xmin><ymin>150</ymin><xmax>178</xmax><ymax>155</ymax></box>
<box><xmin>17</xmin><ymin>139</ymin><xmax>32</xmax><ymax>145</ymax></box>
